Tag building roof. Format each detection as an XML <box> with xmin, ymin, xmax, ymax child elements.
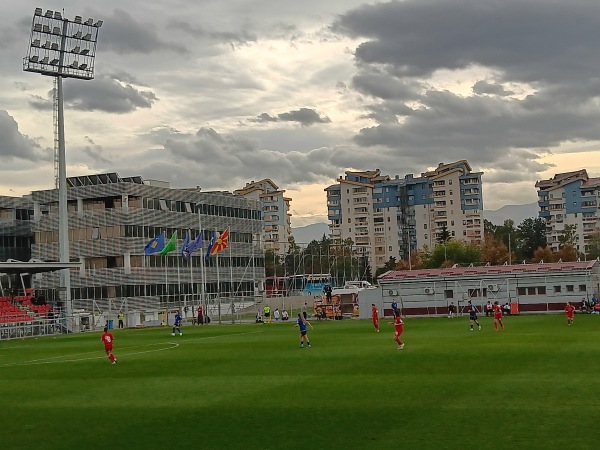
<box><xmin>378</xmin><ymin>261</ymin><xmax>598</xmax><ymax>281</ymax></box>
<box><xmin>535</xmin><ymin>170</ymin><xmax>588</xmax><ymax>189</ymax></box>
<box><xmin>0</xmin><ymin>260</ymin><xmax>81</xmax><ymax>275</ymax></box>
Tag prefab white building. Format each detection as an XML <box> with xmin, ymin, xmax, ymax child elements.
<box><xmin>371</xmin><ymin>261</ymin><xmax>600</xmax><ymax>318</ymax></box>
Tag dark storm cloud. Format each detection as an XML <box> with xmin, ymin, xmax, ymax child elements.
<box><xmin>0</xmin><ymin>110</ymin><xmax>50</xmax><ymax>162</ymax></box>
<box><xmin>251</xmin><ymin>108</ymin><xmax>331</xmax><ymax>126</ymax></box>
<box><xmin>28</xmin><ymin>75</ymin><xmax>157</xmax><ymax>113</ymax></box>
<box><xmin>137</xmin><ymin>127</ymin><xmax>340</xmax><ymax>189</ymax></box>
<box><xmin>326</xmin><ymin>0</ymin><xmax>600</xmax><ymax>181</ymax></box>
<box><xmin>100</xmin><ymin>9</ymin><xmax>187</xmax><ymax>55</ymax></box>
<box><xmin>472</xmin><ymin>80</ymin><xmax>514</xmax><ymax>97</ymax></box>
<box><xmin>334</xmin><ymin>0</ymin><xmax>600</xmax><ymax>84</ymax></box>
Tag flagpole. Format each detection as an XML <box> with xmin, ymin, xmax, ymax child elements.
<box><xmin>229</xmin><ymin>227</ymin><xmax>234</xmax><ymax>324</ymax></box>
<box><xmin>217</xmin><ymin>251</ymin><xmax>221</xmax><ymax>324</ymax></box>
<box><xmin>164</xmin><ymin>231</ymin><xmax>169</xmax><ymax>326</ymax></box>
<box><xmin>177</xmin><ymin>249</ymin><xmax>182</xmax><ymax>313</ymax></box>
<box><xmin>197</xmin><ymin>212</ymin><xmax>206</xmax><ymax>323</ymax></box>
<box><xmin>189</xmin><ymin>230</ymin><xmax>194</xmax><ymax>317</ymax></box>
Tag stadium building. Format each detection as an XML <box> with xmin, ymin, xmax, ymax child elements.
<box><xmin>365</xmin><ymin>261</ymin><xmax>600</xmax><ymax>318</ymax></box>
<box><xmin>23</xmin><ymin>173</ymin><xmax>265</xmax><ymax>325</ymax></box>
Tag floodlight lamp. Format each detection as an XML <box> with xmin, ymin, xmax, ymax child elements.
<box><xmin>74</xmin><ymin>15</ymin><xmax>82</xmax><ymax>24</ymax></box>
<box><xmin>84</xmin><ymin>18</ymin><xmax>93</xmax><ymax>25</ymax></box>
<box><xmin>34</xmin><ymin>7</ymin><xmax>42</xmax><ymax>16</ymax></box>
<box><xmin>82</xmin><ymin>33</ymin><xmax>92</xmax><ymax>41</ymax></box>
<box><xmin>54</xmin><ymin>11</ymin><xmax>62</xmax><ymax>20</ymax></box>
<box><xmin>94</xmin><ymin>20</ymin><xmax>103</xmax><ymax>28</ymax></box>
<box><xmin>45</xmin><ymin>10</ymin><xmax>53</xmax><ymax>18</ymax></box>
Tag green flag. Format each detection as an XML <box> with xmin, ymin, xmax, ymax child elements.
<box><xmin>160</xmin><ymin>232</ymin><xmax>177</xmax><ymax>256</ymax></box>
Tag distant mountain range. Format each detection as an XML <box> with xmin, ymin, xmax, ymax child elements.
<box><xmin>291</xmin><ymin>203</ymin><xmax>540</xmax><ymax>245</ymax></box>
<box><xmin>483</xmin><ymin>202</ymin><xmax>538</xmax><ymax>226</ymax></box>
<box><xmin>292</xmin><ymin>222</ymin><xmax>330</xmax><ymax>245</ymax></box>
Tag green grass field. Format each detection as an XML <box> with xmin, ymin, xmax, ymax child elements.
<box><xmin>0</xmin><ymin>313</ymin><xmax>598</xmax><ymax>450</ymax></box>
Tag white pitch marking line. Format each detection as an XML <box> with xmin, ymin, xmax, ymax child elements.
<box><xmin>0</xmin><ymin>342</ymin><xmax>179</xmax><ymax>368</ymax></box>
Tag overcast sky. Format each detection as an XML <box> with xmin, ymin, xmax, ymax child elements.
<box><xmin>2</xmin><ymin>0</ymin><xmax>600</xmax><ymax>227</ymax></box>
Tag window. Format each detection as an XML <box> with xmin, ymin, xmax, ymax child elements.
<box><xmin>554</xmin><ymin>286</ymin><xmax>561</xmax><ymax>293</ymax></box>
<box><xmin>517</xmin><ymin>287</ymin><xmax>526</xmax><ymax>296</ymax></box>
<box><xmin>579</xmin><ymin>285</ymin><xmax>586</xmax><ymax>292</ymax></box>
<box><xmin>424</xmin><ymin>224</ymin><xmax>427</xmax><ymax>229</ymax></box>
<box><xmin>527</xmin><ymin>287</ymin><xmax>536</xmax><ymax>295</ymax></box>
<box><xmin>566</xmin><ymin>285</ymin><xmax>574</xmax><ymax>292</ymax></box>
<box><xmin>389</xmin><ymin>246</ymin><xmax>392</xmax><ymax>251</ymax></box>
<box><xmin>538</xmin><ymin>286</ymin><xmax>546</xmax><ymax>295</ymax></box>
<box><xmin>444</xmin><ymin>289</ymin><xmax>453</xmax><ymax>299</ymax></box>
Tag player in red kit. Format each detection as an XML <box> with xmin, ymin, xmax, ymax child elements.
<box><xmin>101</xmin><ymin>327</ymin><xmax>117</xmax><ymax>364</ymax></box>
<box><xmin>565</xmin><ymin>301</ymin><xmax>576</xmax><ymax>325</ymax></box>
<box><xmin>493</xmin><ymin>301</ymin><xmax>504</xmax><ymax>331</ymax></box>
<box><xmin>371</xmin><ymin>304</ymin><xmax>380</xmax><ymax>332</ymax></box>
<box><xmin>389</xmin><ymin>310</ymin><xmax>405</xmax><ymax>349</ymax></box>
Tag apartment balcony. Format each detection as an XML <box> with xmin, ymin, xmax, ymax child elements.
<box><xmin>355</xmin><ymin>237</ymin><xmax>370</xmax><ymax>245</ymax></box>
<box><xmin>581</xmin><ymin>202</ymin><xmax>597</xmax><ymax>208</ymax></box>
<box><xmin>327</xmin><ymin>201</ymin><xmax>339</xmax><ymax>206</ymax></box>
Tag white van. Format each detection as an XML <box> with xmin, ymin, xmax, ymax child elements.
<box><xmin>344</xmin><ymin>280</ymin><xmax>376</xmax><ymax>290</ymax></box>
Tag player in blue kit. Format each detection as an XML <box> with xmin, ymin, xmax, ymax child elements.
<box><xmin>295</xmin><ymin>312</ymin><xmax>313</xmax><ymax>348</ymax></box>
<box><xmin>172</xmin><ymin>310</ymin><xmax>183</xmax><ymax>336</ymax></box>
<box><xmin>467</xmin><ymin>300</ymin><xmax>481</xmax><ymax>331</ymax></box>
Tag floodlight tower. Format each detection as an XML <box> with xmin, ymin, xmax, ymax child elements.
<box><xmin>23</xmin><ymin>7</ymin><xmax>102</xmax><ymax>319</ymax></box>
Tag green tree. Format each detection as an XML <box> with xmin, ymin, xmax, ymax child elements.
<box><xmin>587</xmin><ymin>233</ymin><xmax>600</xmax><ymax>260</ymax></box>
<box><xmin>437</xmin><ymin>224</ymin><xmax>451</xmax><ymax>243</ymax></box>
<box><xmin>375</xmin><ymin>257</ymin><xmax>397</xmax><ymax>278</ymax></box>
<box><xmin>423</xmin><ymin>241</ymin><xmax>481</xmax><ymax>268</ymax></box>
<box><xmin>516</xmin><ymin>218</ymin><xmax>547</xmax><ymax>260</ymax></box>
<box><xmin>558</xmin><ymin>224</ymin><xmax>577</xmax><ymax>248</ymax></box>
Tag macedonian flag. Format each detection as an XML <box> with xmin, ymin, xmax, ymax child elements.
<box><xmin>210</xmin><ymin>228</ymin><xmax>229</xmax><ymax>256</ymax></box>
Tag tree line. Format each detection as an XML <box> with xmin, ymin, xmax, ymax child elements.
<box><xmin>376</xmin><ymin>218</ymin><xmax>600</xmax><ymax>277</ymax></box>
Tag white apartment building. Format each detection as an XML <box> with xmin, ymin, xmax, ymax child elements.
<box><xmin>234</xmin><ymin>179</ymin><xmax>292</xmax><ymax>256</ymax></box>
<box><xmin>536</xmin><ymin>170</ymin><xmax>600</xmax><ymax>254</ymax></box>
<box><xmin>326</xmin><ymin>161</ymin><xmax>484</xmax><ymax>271</ymax></box>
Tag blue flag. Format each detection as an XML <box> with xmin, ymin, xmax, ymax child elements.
<box><xmin>205</xmin><ymin>233</ymin><xmax>216</xmax><ymax>262</ymax></box>
<box><xmin>144</xmin><ymin>233</ymin><xmax>165</xmax><ymax>255</ymax></box>
<box><xmin>181</xmin><ymin>231</ymin><xmax>191</xmax><ymax>260</ymax></box>
<box><xmin>187</xmin><ymin>231</ymin><xmax>203</xmax><ymax>254</ymax></box>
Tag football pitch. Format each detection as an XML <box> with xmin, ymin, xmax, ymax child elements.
<box><xmin>0</xmin><ymin>314</ymin><xmax>598</xmax><ymax>450</ymax></box>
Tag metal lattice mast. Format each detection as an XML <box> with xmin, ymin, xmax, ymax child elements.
<box><xmin>52</xmin><ymin>77</ymin><xmax>59</xmax><ymax>188</ymax></box>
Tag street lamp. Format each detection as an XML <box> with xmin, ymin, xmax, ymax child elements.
<box><xmin>24</xmin><ymin>8</ymin><xmax>102</xmax><ymax>319</ymax></box>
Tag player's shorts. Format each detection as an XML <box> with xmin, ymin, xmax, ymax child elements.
<box><xmin>264</xmin><ymin>313</ymin><xmax>270</xmax><ymax>317</ymax></box>
<box><xmin>494</xmin><ymin>315</ymin><xmax>502</xmax><ymax>320</ymax></box>
<box><xmin>300</xmin><ymin>330</ymin><xmax>307</xmax><ymax>336</ymax></box>
<box><xmin>469</xmin><ymin>314</ymin><xmax>478</xmax><ymax>320</ymax></box>
<box><xmin>104</xmin><ymin>345</ymin><xmax>113</xmax><ymax>352</ymax></box>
